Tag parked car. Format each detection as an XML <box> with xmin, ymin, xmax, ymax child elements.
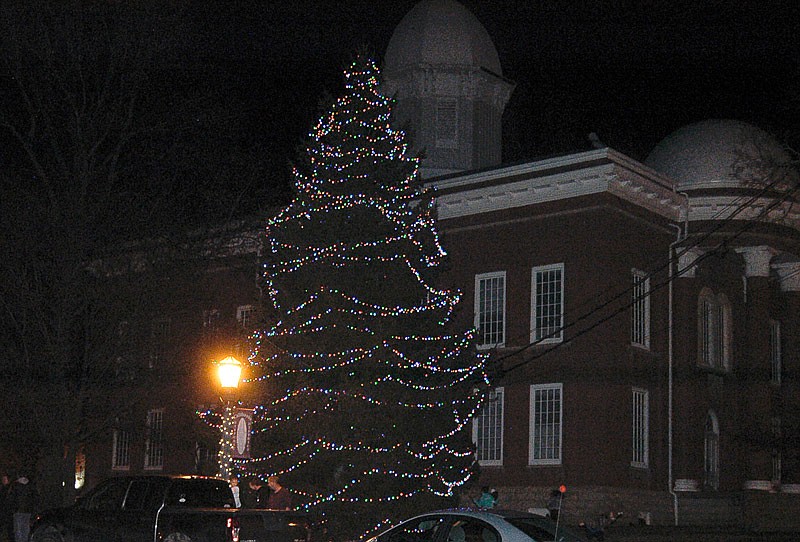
<box><xmin>29</xmin><ymin>474</ymin><xmax>312</xmax><ymax>542</ymax></box>
<box><xmin>365</xmin><ymin>509</ymin><xmax>588</xmax><ymax>542</ymax></box>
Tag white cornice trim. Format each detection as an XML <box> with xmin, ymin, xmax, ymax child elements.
<box><xmin>431</xmin><ymin>148</ymin><xmax>684</xmax><ymax>220</ymax></box>
<box><xmin>687</xmin><ymin>196</ymin><xmax>800</xmax><ymax>230</ymax></box>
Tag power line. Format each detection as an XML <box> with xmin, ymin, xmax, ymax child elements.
<box><xmin>484</xmin><ymin>178</ymin><xmax>784</xmax><ymax>353</ymax></box>
<box><xmin>489</xmin><ymin>179</ymin><xmax>800</xmax><ymax>378</ymax></box>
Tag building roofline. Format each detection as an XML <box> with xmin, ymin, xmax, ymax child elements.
<box><xmin>428</xmin><ymin>147</ymin><xmax>685</xmax><ymax>221</ymax></box>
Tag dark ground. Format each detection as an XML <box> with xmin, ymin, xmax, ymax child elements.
<box><xmin>604</xmin><ymin>525</ymin><xmax>800</xmax><ymax>542</ymax></box>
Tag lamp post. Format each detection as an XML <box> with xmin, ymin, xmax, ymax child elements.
<box><xmin>216</xmin><ymin>356</ymin><xmax>243</xmax><ymax>481</ymax></box>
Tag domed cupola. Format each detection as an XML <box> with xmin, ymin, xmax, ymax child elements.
<box><xmin>383</xmin><ymin>0</ymin><xmax>514</xmax><ymax>177</ymax></box>
<box><xmin>645</xmin><ymin>119</ymin><xmax>798</xmax><ymax>192</ymax></box>
<box><xmin>645</xmin><ymin>119</ymin><xmax>800</xmax><ymax>233</ymax></box>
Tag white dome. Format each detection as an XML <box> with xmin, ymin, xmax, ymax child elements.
<box><xmin>384</xmin><ymin>0</ymin><xmax>502</xmax><ymax>76</ymax></box>
<box><xmin>645</xmin><ymin>119</ymin><xmax>798</xmax><ymax>190</ymax></box>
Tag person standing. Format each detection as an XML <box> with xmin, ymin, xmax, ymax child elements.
<box><xmin>266</xmin><ymin>476</ymin><xmax>292</xmax><ymax>510</ymax></box>
<box><xmin>1</xmin><ymin>474</ymin><xmax>12</xmax><ymax>542</ymax></box>
<box><xmin>7</xmin><ymin>473</ymin><xmax>39</xmax><ymax>542</ymax></box>
<box><xmin>229</xmin><ymin>476</ymin><xmax>241</xmax><ymax>508</ymax></box>
<box><xmin>241</xmin><ymin>477</ymin><xmax>269</xmax><ymax>508</ymax></box>
<box><xmin>473</xmin><ymin>486</ymin><xmax>496</xmax><ymax>508</ymax></box>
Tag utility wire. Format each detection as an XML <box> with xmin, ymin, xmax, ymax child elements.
<box><xmin>489</xmin><ymin>178</ymin><xmax>800</xmax><ymax>378</ymax></box>
<box><xmin>490</xmin><ymin>173</ymin><xmax>792</xmax><ymax>352</ymax></box>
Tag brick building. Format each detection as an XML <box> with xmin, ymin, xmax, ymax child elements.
<box><xmin>79</xmin><ymin>0</ymin><xmax>800</xmax><ymax>529</ymax></box>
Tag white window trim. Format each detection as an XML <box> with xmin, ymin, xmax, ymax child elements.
<box><xmin>631</xmin><ymin>387</ymin><xmax>649</xmax><ymax>468</ymax></box>
<box><xmin>149</xmin><ymin>319</ymin><xmax>171</xmax><ymax>369</ymax></box>
<box><xmin>772</xmin><ymin>416</ymin><xmax>782</xmax><ymax>483</ymax></box>
<box><xmin>631</xmin><ymin>269</ymin><xmax>650</xmax><ymax>349</ymax></box>
<box><xmin>111</xmin><ymin>429</ymin><xmax>131</xmax><ymax>471</ymax></box>
<box><xmin>770</xmin><ymin>319</ymin><xmax>781</xmax><ymax>385</ymax></box>
<box><xmin>529</xmin><ymin>383</ymin><xmax>563</xmax><ymax>466</ymax></box>
<box><xmin>237</xmin><ymin>304</ymin><xmax>255</xmax><ymax>329</ymax></box>
<box><xmin>704</xmin><ymin>410</ymin><xmax>720</xmax><ymax>490</ymax></box>
<box><xmin>144</xmin><ymin>408</ymin><xmax>165</xmax><ymax>471</ymax></box>
<box><xmin>475</xmin><ymin>271</ymin><xmax>506</xmax><ymax>350</ymax></box>
<box><xmin>698</xmin><ymin>289</ymin><xmax>731</xmax><ymax>371</ymax></box>
<box><xmin>473</xmin><ymin>387</ymin><xmax>504</xmax><ymax>466</ymax></box>
<box><xmin>530</xmin><ymin>263</ymin><xmax>564</xmax><ymax>345</ymax></box>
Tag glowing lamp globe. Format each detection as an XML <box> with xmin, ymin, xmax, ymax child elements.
<box><xmin>217</xmin><ymin>356</ymin><xmax>243</xmax><ymax>390</ymax></box>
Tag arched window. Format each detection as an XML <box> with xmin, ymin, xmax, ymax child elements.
<box><xmin>704</xmin><ymin>411</ymin><xmax>720</xmax><ymax>490</ymax></box>
<box><xmin>698</xmin><ymin>288</ymin><xmax>731</xmax><ymax>370</ymax></box>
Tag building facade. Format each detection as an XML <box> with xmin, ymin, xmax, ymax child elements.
<box><xmin>79</xmin><ymin>0</ymin><xmax>800</xmax><ymax>529</ymax></box>
<box><xmin>381</xmin><ymin>0</ymin><xmax>800</xmax><ymax>528</ymax></box>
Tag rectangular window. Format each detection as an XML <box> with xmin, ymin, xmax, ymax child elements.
<box><xmin>632</xmin><ymin>388</ymin><xmax>649</xmax><ymax>468</ymax></box>
<box><xmin>149</xmin><ymin>319</ymin><xmax>170</xmax><ymax>369</ymax></box>
<box><xmin>475</xmin><ymin>272</ymin><xmax>506</xmax><ymax>349</ymax></box>
<box><xmin>112</xmin><ymin>429</ymin><xmax>131</xmax><ymax>470</ymax></box>
<box><xmin>772</xmin><ymin>417</ymin><xmax>782</xmax><ymax>483</ymax></box>
<box><xmin>144</xmin><ymin>409</ymin><xmax>164</xmax><ymax>470</ymax></box>
<box><xmin>632</xmin><ymin>269</ymin><xmax>650</xmax><ymax>349</ymax></box>
<box><xmin>700</xmin><ymin>298</ymin><xmax>714</xmax><ymax>366</ymax></box>
<box><xmin>473</xmin><ymin>387</ymin><xmax>504</xmax><ymax>465</ymax></box>
<box><xmin>237</xmin><ymin>305</ymin><xmax>255</xmax><ymax>329</ymax></box>
<box><xmin>531</xmin><ymin>264</ymin><xmax>564</xmax><ymax>344</ymax></box>
<box><xmin>529</xmin><ymin>383</ymin><xmax>562</xmax><ymax>465</ymax></box>
<box><xmin>699</xmin><ymin>292</ymin><xmax>730</xmax><ymax>370</ymax></box>
<box><xmin>195</xmin><ymin>441</ymin><xmax>215</xmax><ymax>475</ymax></box>
<box><xmin>770</xmin><ymin>320</ymin><xmax>781</xmax><ymax>385</ymax></box>
<box><xmin>203</xmin><ymin>309</ymin><xmax>220</xmax><ymax>336</ymax></box>
<box><xmin>435</xmin><ymin>98</ymin><xmax>458</xmax><ymax>149</ymax></box>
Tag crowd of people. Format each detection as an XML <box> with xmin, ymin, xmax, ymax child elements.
<box><xmin>1</xmin><ymin>471</ymin><xmax>41</xmax><ymax>542</ymax></box>
<box><xmin>229</xmin><ymin>475</ymin><xmax>292</xmax><ymax>510</ymax></box>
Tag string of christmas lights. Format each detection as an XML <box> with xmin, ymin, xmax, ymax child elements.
<box><xmin>241</xmin><ymin>56</ymin><xmax>488</xmax><ymax>541</ymax></box>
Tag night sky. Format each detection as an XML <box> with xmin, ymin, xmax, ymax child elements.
<box><xmin>186</xmin><ymin>0</ymin><xmax>799</xmax><ymax>168</ymax></box>
<box><xmin>5</xmin><ymin>0</ymin><xmax>796</xmax><ymax>205</ymax></box>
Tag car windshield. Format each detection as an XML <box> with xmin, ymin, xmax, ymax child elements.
<box><xmin>504</xmin><ymin>517</ymin><xmax>586</xmax><ymax>542</ymax></box>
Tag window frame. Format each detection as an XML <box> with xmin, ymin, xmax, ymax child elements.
<box><xmin>203</xmin><ymin>309</ymin><xmax>220</xmax><ymax>335</ymax></box>
<box><xmin>530</xmin><ymin>263</ymin><xmax>564</xmax><ymax>345</ymax></box>
<box><xmin>698</xmin><ymin>289</ymin><xmax>731</xmax><ymax>371</ymax></box>
<box><xmin>473</xmin><ymin>387</ymin><xmax>504</xmax><ymax>466</ymax></box>
<box><xmin>770</xmin><ymin>319</ymin><xmax>781</xmax><ymax>385</ymax></box>
<box><xmin>704</xmin><ymin>411</ymin><xmax>720</xmax><ymax>490</ymax></box>
<box><xmin>529</xmin><ymin>383</ymin><xmax>563</xmax><ymax>466</ymax></box>
<box><xmin>631</xmin><ymin>269</ymin><xmax>650</xmax><ymax>349</ymax></box>
<box><xmin>772</xmin><ymin>416</ymin><xmax>782</xmax><ymax>483</ymax></box>
<box><xmin>111</xmin><ymin>428</ymin><xmax>131</xmax><ymax>471</ymax></box>
<box><xmin>149</xmin><ymin>319</ymin><xmax>171</xmax><ymax>369</ymax></box>
<box><xmin>631</xmin><ymin>387</ymin><xmax>649</xmax><ymax>468</ymax></box>
<box><xmin>144</xmin><ymin>408</ymin><xmax>165</xmax><ymax>471</ymax></box>
<box><xmin>474</xmin><ymin>271</ymin><xmax>506</xmax><ymax>350</ymax></box>
<box><xmin>237</xmin><ymin>305</ymin><xmax>255</xmax><ymax>329</ymax></box>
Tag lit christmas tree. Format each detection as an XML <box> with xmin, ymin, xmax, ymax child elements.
<box><xmin>245</xmin><ymin>56</ymin><xmax>488</xmax><ymax>540</ymax></box>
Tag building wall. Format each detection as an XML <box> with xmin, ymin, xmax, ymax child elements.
<box><xmin>77</xmin><ymin>153</ymin><xmax>800</xmax><ymax>530</ymax></box>
<box><xmin>440</xmin><ymin>192</ymin><xmax>675</xmax><ymax>491</ymax></box>
<box><xmin>81</xmin><ymin>250</ymin><xmax>262</xmax><ymax>492</ymax></box>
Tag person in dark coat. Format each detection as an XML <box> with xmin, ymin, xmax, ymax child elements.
<box><xmin>1</xmin><ymin>474</ymin><xmax>12</xmax><ymax>542</ymax></box>
<box><xmin>241</xmin><ymin>477</ymin><xmax>269</xmax><ymax>508</ymax></box>
<box><xmin>7</xmin><ymin>473</ymin><xmax>39</xmax><ymax>542</ymax></box>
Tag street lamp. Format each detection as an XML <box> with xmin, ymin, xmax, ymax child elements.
<box><xmin>218</xmin><ymin>356</ymin><xmax>243</xmax><ymax>392</ymax></box>
<box><xmin>216</xmin><ymin>356</ymin><xmax>243</xmax><ymax>481</ymax></box>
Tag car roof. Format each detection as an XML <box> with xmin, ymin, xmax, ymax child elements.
<box><xmin>419</xmin><ymin>508</ymin><xmax>543</xmax><ymax>519</ymax></box>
